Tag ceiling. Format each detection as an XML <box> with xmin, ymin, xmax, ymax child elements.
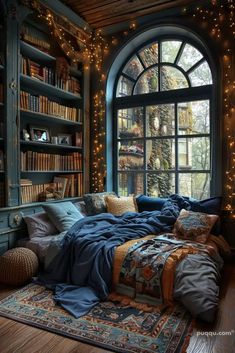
<box><xmin>61</xmin><ymin>0</ymin><xmax>196</xmax><ymax>29</ymax></box>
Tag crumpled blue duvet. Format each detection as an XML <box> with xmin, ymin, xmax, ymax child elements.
<box><xmin>37</xmin><ymin>195</ymin><xmax>189</xmax><ymax>318</ymax></box>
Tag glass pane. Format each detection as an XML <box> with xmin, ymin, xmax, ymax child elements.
<box><xmin>118</xmin><ymin>172</ymin><xmax>144</xmax><ymax>196</ymax></box>
<box><xmin>161</xmin><ymin>66</ymin><xmax>188</xmax><ymax>91</ymax></box>
<box><xmin>146</xmin><ymin>104</ymin><xmax>175</xmax><ymax>137</ymax></box>
<box><xmin>134</xmin><ymin>67</ymin><xmax>158</xmax><ymax>94</ymax></box>
<box><xmin>179</xmin><ymin>173</ymin><xmax>210</xmax><ymax>199</ymax></box>
<box><xmin>161</xmin><ymin>40</ymin><xmax>182</xmax><ymax>63</ymax></box>
<box><xmin>138</xmin><ymin>43</ymin><xmax>158</xmax><ymax>67</ymax></box>
<box><xmin>177</xmin><ymin>137</ymin><xmax>210</xmax><ymax>170</ymax></box>
<box><xmin>147</xmin><ymin>173</ymin><xmax>175</xmax><ymax>197</ymax></box>
<box><xmin>118</xmin><ymin>140</ymin><xmax>144</xmax><ymax>170</ymax></box>
<box><xmin>189</xmin><ymin>61</ymin><xmax>213</xmax><ymax>87</ymax></box>
<box><xmin>178</xmin><ymin>100</ymin><xmax>210</xmax><ymax>135</ymax></box>
<box><xmin>116</xmin><ymin>75</ymin><xmax>134</xmax><ymax>97</ymax></box>
<box><xmin>147</xmin><ymin>139</ymin><xmax>175</xmax><ymax>170</ymax></box>
<box><xmin>118</xmin><ymin>107</ymin><xmax>144</xmax><ymax>138</ymax></box>
<box><xmin>177</xmin><ymin>44</ymin><xmax>203</xmax><ymax>71</ymax></box>
<box><xmin>123</xmin><ymin>55</ymin><xmax>144</xmax><ymax>79</ymax></box>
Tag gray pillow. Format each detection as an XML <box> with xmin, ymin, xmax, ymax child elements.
<box><xmin>83</xmin><ymin>192</ymin><xmax>116</xmax><ymax>215</ymax></box>
<box><xmin>24</xmin><ymin>212</ymin><xmax>58</xmax><ymax>239</ymax></box>
<box><xmin>74</xmin><ymin>200</ymin><xmax>87</xmax><ymax>216</ymax></box>
<box><xmin>43</xmin><ymin>201</ymin><xmax>84</xmax><ymax>232</ymax></box>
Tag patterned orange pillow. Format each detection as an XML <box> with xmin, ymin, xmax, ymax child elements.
<box><xmin>105</xmin><ymin>195</ymin><xmax>138</xmax><ymax>216</ymax></box>
<box><xmin>173</xmin><ymin>209</ymin><xmax>219</xmax><ymax>243</ymax></box>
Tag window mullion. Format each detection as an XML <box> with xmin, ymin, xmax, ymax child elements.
<box><xmin>143</xmin><ymin>105</ymin><xmax>147</xmax><ymax>195</ymax></box>
<box><xmin>175</xmin><ymin>102</ymin><xmax>179</xmax><ymax>194</ymax></box>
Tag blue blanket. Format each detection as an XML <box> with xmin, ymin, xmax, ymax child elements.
<box><xmin>37</xmin><ymin>195</ymin><xmax>189</xmax><ymax>318</ymax></box>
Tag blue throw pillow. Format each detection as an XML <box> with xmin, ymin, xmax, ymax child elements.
<box><xmin>136</xmin><ymin>195</ymin><xmax>167</xmax><ymax>212</ymax></box>
<box><xmin>189</xmin><ymin>196</ymin><xmax>222</xmax><ymax>235</ymax></box>
<box><xmin>189</xmin><ymin>196</ymin><xmax>222</xmax><ymax>215</ymax></box>
<box><xmin>43</xmin><ymin>201</ymin><xmax>84</xmax><ymax>232</ymax></box>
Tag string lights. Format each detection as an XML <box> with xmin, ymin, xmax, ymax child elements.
<box><xmin>21</xmin><ymin>0</ymin><xmax>110</xmax><ymax>69</ymax></box>
<box><xmin>92</xmin><ymin>91</ymin><xmax>106</xmax><ymax>192</ymax></box>
<box><xmin>84</xmin><ymin>30</ymin><xmax>109</xmax><ymax>72</ymax></box>
<box><xmin>188</xmin><ymin>0</ymin><xmax>235</xmax><ymax>217</ymax></box>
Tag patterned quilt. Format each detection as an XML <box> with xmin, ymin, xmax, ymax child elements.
<box><xmin>112</xmin><ymin>233</ymin><xmax>215</xmax><ymax>306</ymax></box>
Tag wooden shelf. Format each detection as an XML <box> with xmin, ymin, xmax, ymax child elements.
<box><xmin>20</xmin><ymin>140</ymin><xmax>82</xmax><ymax>151</ymax></box>
<box><xmin>20</xmin><ymin>109</ymin><xmax>82</xmax><ymax>126</ymax></box>
<box><xmin>21</xmin><ymin>170</ymin><xmax>82</xmax><ymax>174</ymax></box>
<box><xmin>20</xmin><ymin>196</ymin><xmax>82</xmax><ymax>208</ymax></box>
<box><xmin>20</xmin><ymin>41</ymin><xmax>82</xmax><ymax>77</ymax></box>
<box><xmin>20</xmin><ymin>74</ymin><xmax>82</xmax><ymax>101</ymax></box>
<box><xmin>20</xmin><ymin>40</ymin><xmax>55</xmax><ymax>63</ymax></box>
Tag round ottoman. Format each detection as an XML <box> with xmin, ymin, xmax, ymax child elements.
<box><xmin>0</xmin><ymin>247</ymin><xmax>39</xmax><ymax>286</ymax></box>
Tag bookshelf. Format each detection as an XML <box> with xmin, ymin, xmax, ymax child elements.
<box><xmin>0</xmin><ymin>24</ymin><xmax>5</xmax><ymax>208</ymax></box>
<box><xmin>0</xmin><ymin>1</ymin><xmax>90</xmax><ymax>255</ymax></box>
<box><xmin>19</xmin><ymin>15</ymin><xmax>87</xmax><ymax>205</ymax></box>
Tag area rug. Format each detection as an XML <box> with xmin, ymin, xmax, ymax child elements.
<box><xmin>0</xmin><ymin>283</ymin><xmax>193</xmax><ymax>353</ymax></box>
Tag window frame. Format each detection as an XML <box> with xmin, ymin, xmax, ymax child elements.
<box><xmin>112</xmin><ymin>34</ymin><xmax>216</xmax><ymax>198</ymax></box>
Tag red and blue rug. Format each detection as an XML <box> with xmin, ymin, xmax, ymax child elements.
<box><xmin>0</xmin><ymin>284</ymin><xmax>193</xmax><ymax>353</ymax></box>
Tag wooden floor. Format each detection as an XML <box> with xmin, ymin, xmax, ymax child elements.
<box><xmin>0</xmin><ymin>264</ymin><xmax>235</xmax><ymax>353</ymax></box>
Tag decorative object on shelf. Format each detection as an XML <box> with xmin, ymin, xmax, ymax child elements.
<box><xmin>38</xmin><ymin>185</ymin><xmax>63</xmax><ymax>202</ymax></box>
<box><xmin>22</xmin><ymin>128</ymin><xmax>30</xmax><ymax>141</ymax></box>
<box><xmin>56</xmin><ymin>57</ymin><xmax>70</xmax><ymax>82</ymax></box>
<box><xmin>51</xmin><ymin>136</ymin><xmax>58</xmax><ymax>145</ymax></box>
<box><xmin>73</xmin><ymin>132</ymin><xmax>82</xmax><ymax>147</ymax></box>
<box><xmin>58</xmin><ymin>134</ymin><xmax>72</xmax><ymax>146</ymax></box>
<box><xmin>29</xmin><ymin>126</ymin><xmax>50</xmax><ymax>142</ymax></box>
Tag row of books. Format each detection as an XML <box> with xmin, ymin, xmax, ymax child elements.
<box><xmin>53</xmin><ymin>174</ymin><xmax>83</xmax><ymax>198</ymax></box>
<box><xmin>21</xmin><ymin>57</ymin><xmax>81</xmax><ymax>95</ymax></box>
<box><xmin>21</xmin><ymin>28</ymin><xmax>51</xmax><ymax>53</ymax></box>
<box><xmin>0</xmin><ymin>83</ymin><xmax>3</xmax><ymax>103</ymax></box>
<box><xmin>21</xmin><ymin>151</ymin><xmax>82</xmax><ymax>171</ymax></box>
<box><xmin>20</xmin><ymin>91</ymin><xmax>82</xmax><ymax>122</ymax></box>
<box><xmin>21</xmin><ymin>181</ymin><xmax>62</xmax><ymax>204</ymax></box>
<box><xmin>21</xmin><ymin>174</ymin><xmax>83</xmax><ymax>204</ymax></box>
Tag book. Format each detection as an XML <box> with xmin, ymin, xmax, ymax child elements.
<box><xmin>53</xmin><ymin>176</ymin><xmax>68</xmax><ymax>198</ymax></box>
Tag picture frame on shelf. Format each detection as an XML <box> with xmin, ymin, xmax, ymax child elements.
<box><xmin>58</xmin><ymin>134</ymin><xmax>72</xmax><ymax>145</ymax></box>
<box><xmin>30</xmin><ymin>126</ymin><xmax>50</xmax><ymax>142</ymax></box>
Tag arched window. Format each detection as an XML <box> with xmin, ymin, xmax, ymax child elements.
<box><xmin>112</xmin><ymin>36</ymin><xmax>217</xmax><ymax>199</ymax></box>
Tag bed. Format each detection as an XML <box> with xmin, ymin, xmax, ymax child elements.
<box><xmin>20</xmin><ymin>194</ymin><xmax>229</xmax><ymax>322</ymax></box>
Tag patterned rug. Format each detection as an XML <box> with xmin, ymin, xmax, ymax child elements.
<box><xmin>0</xmin><ymin>283</ymin><xmax>193</xmax><ymax>353</ymax></box>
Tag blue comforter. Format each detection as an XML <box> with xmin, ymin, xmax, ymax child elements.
<box><xmin>38</xmin><ymin>195</ymin><xmax>189</xmax><ymax>318</ymax></box>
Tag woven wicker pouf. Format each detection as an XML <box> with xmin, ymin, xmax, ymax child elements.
<box><xmin>0</xmin><ymin>247</ymin><xmax>39</xmax><ymax>286</ymax></box>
